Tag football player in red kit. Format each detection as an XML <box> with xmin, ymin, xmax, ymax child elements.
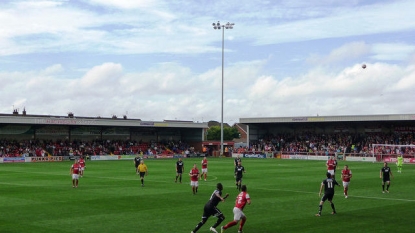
<box><xmin>78</xmin><ymin>156</ymin><xmax>86</xmax><ymax>177</ymax></box>
<box><xmin>326</xmin><ymin>156</ymin><xmax>336</xmax><ymax>178</ymax></box>
<box><xmin>341</xmin><ymin>165</ymin><xmax>352</xmax><ymax>198</ymax></box>
<box><xmin>221</xmin><ymin>185</ymin><xmax>251</xmax><ymax>233</ymax></box>
<box><xmin>201</xmin><ymin>156</ymin><xmax>208</xmax><ymax>181</ymax></box>
<box><xmin>70</xmin><ymin>159</ymin><xmax>81</xmax><ymax>188</ymax></box>
<box><xmin>190</xmin><ymin>163</ymin><xmax>200</xmax><ymax>195</ymax></box>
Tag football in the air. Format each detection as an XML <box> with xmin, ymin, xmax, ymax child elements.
<box><xmin>362</xmin><ymin>64</ymin><xmax>366</xmax><ymax>69</ymax></box>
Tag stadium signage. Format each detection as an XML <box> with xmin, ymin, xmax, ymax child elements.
<box><xmin>383</xmin><ymin>157</ymin><xmax>415</xmax><ymax>164</ymax></box>
<box><xmin>292</xmin><ymin>117</ymin><xmax>308</xmax><ymax>121</ymax></box>
<box><xmin>243</xmin><ymin>153</ymin><xmax>266</xmax><ymax>158</ymax></box>
<box><xmin>281</xmin><ymin>154</ymin><xmax>328</xmax><ymax>161</ymax></box>
<box><xmin>156</xmin><ymin>155</ymin><xmax>174</xmax><ymax>159</ymax></box>
<box><xmin>35</xmin><ymin>118</ymin><xmax>96</xmax><ymax>125</ymax></box>
<box><xmin>2</xmin><ymin>157</ymin><xmax>25</xmax><ymax>163</ymax></box>
<box><xmin>90</xmin><ymin>155</ymin><xmax>120</xmax><ymax>161</ymax></box>
<box><xmin>344</xmin><ymin>156</ymin><xmax>376</xmax><ymax>162</ymax></box>
<box><xmin>30</xmin><ymin>156</ymin><xmax>63</xmax><ymax>162</ymax></box>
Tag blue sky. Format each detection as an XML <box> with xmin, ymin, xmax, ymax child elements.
<box><xmin>1</xmin><ymin>0</ymin><xmax>414</xmax><ymax>124</ymax></box>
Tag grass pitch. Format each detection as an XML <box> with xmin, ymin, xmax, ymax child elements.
<box><xmin>1</xmin><ymin>158</ymin><xmax>414</xmax><ymax>233</ymax></box>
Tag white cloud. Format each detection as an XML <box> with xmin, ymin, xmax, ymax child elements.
<box><xmin>0</xmin><ymin>0</ymin><xmax>415</xmax><ymax>124</ymax></box>
<box><xmin>251</xmin><ymin>0</ymin><xmax>415</xmax><ymax>45</ymax></box>
<box><xmin>2</xmin><ymin>59</ymin><xmax>414</xmax><ymax>124</ymax></box>
<box><xmin>88</xmin><ymin>0</ymin><xmax>159</xmax><ymax>9</ymax></box>
<box><xmin>307</xmin><ymin>42</ymin><xmax>370</xmax><ymax>65</ymax></box>
<box><xmin>371</xmin><ymin>43</ymin><xmax>415</xmax><ymax>61</ymax></box>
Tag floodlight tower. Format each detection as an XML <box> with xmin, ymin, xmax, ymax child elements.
<box><xmin>212</xmin><ymin>21</ymin><xmax>234</xmax><ymax>157</ymax></box>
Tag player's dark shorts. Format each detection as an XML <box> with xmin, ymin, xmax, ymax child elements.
<box><xmin>383</xmin><ymin>177</ymin><xmax>390</xmax><ymax>183</ymax></box>
<box><xmin>139</xmin><ymin>172</ymin><xmax>146</xmax><ymax>178</ymax></box>
<box><xmin>321</xmin><ymin>193</ymin><xmax>334</xmax><ymax>202</ymax></box>
<box><xmin>177</xmin><ymin>169</ymin><xmax>183</xmax><ymax>174</ymax></box>
<box><xmin>235</xmin><ymin>176</ymin><xmax>243</xmax><ymax>183</ymax></box>
<box><xmin>202</xmin><ymin>204</ymin><xmax>223</xmax><ymax>219</ymax></box>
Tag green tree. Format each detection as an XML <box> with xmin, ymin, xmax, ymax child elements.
<box><xmin>207</xmin><ymin>126</ymin><xmax>239</xmax><ymax>140</ymax></box>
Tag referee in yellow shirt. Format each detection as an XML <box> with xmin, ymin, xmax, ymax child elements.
<box><xmin>137</xmin><ymin>160</ymin><xmax>148</xmax><ymax>187</ymax></box>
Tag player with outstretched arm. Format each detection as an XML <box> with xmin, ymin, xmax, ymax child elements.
<box><xmin>316</xmin><ymin>172</ymin><xmax>340</xmax><ymax>216</ymax></box>
<box><xmin>221</xmin><ymin>185</ymin><xmax>251</xmax><ymax>233</ymax></box>
<box><xmin>191</xmin><ymin>183</ymin><xmax>229</xmax><ymax>233</ymax></box>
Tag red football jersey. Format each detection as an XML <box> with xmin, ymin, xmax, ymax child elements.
<box><xmin>71</xmin><ymin>164</ymin><xmax>81</xmax><ymax>174</ymax></box>
<box><xmin>342</xmin><ymin>169</ymin><xmax>352</xmax><ymax>182</ymax></box>
<box><xmin>190</xmin><ymin>168</ymin><xmax>199</xmax><ymax>181</ymax></box>
<box><xmin>235</xmin><ymin>191</ymin><xmax>250</xmax><ymax>210</ymax></box>
<box><xmin>79</xmin><ymin>158</ymin><xmax>85</xmax><ymax>167</ymax></box>
<box><xmin>201</xmin><ymin>159</ymin><xmax>208</xmax><ymax>169</ymax></box>
<box><xmin>326</xmin><ymin>159</ymin><xmax>335</xmax><ymax>170</ymax></box>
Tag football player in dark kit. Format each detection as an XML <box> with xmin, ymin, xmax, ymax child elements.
<box><xmin>380</xmin><ymin>162</ymin><xmax>394</xmax><ymax>193</ymax></box>
<box><xmin>315</xmin><ymin>172</ymin><xmax>340</xmax><ymax>217</ymax></box>
<box><xmin>134</xmin><ymin>155</ymin><xmax>141</xmax><ymax>174</ymax></box>
<box><xmin>191</xmin><ymin>183</ymin><xmax>229</xmax><ymax>233</ymax></box>
<box><xmin>235</xmin><ymin>161</ymin><xmax>245</xmax><ymax>191</ymax></box>
<box><xmin>234</xmin><ymin>155</ymin><xmax>241</xmax><ymax>168</ymax></box>
<box><xmin>175</xmin><ymin>157</ymin><xmax>184</xmax><ymax>183</ymax></box>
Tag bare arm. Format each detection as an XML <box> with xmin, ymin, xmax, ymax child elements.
<box><xmin>215</xmin><ymin>192</ymin><xmax>229</xmax><ymax>201</ymax></box>
<box><xmin>318</xmin><ymin>183</ymin><xmax>324</xmax><ymax>196</ymax></box>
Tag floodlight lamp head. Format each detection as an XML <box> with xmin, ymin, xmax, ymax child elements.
<box><xmin>225</xmin><ymin>22</ymin><xmax>234</xmax><ymax>29</ymax></box>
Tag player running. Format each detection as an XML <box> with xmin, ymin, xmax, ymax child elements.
<box><xmin>191</xmin><ymin>183</ymin><xmax>229</xmax><ymax>233</ymax></box>
<box><xmin>341</xmin><ymin>165</ymin><xmax>352</xmax><ymax>198</ymax></box>
<box><xmin>221</xmin><ymin>185</ymin><xmax>251</xmax><ymax>233</ymax></box>
<box><xmin>78</xmin><ymin>156</ymin><xmax>86</xmax><ymax>177</ymax></box>
<box><xmin>201</xmin><ymin>156</ymin><xmax>208</xmax><ymax>181</ymax></box>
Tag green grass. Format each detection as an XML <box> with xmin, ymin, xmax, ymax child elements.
<box><xmin>1</xmin><ymin>158</ymin><xmax>414</xmax><ymax>233</ymax></box>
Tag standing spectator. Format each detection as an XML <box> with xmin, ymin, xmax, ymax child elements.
<box><xmin>201</xmin><ymin>156</ymin><xmax>208</xmax><ymax>181</ymax></box>
<box><xmin>235</xmin><ymin>161</ymin><xmax>245</xmax><ymax>191</ymax></box>
<box><xmin>189</xmin><ymin>163</ymin><xmax>200</xmax><ymax>195</ymax></box>
<box><xmin>380</xmin><ymin>162</ymin><xmax>394</xmax><ymax>193</ymax></box>
<box><xmin>175</xmin><ymin>157</ymin><xmax>184</xmax><ymax>183</ymax></box>
<box><xmin>341</xmin><ymin>165</ymin><xmax>352</xmax><ymax>198</ymax></box>
<box><xmin>137</xmin><ymin>160</ymin><xmax>148</xmax><ymax>187</ymax></box>
<box><xmin>134</xmin><ymin>155</ymin><xmax>141</xmax><ymax>174</ymax></box>
<box><xmin>316</xmin><ymin>172</ymin><xmax>340</xmax><ymax>216</ymax></box>
<box><xmin>70</xmin><ymin>159</ymin><xmax>81</xmax><ymax>188</ymax></box>
<box><xmin>191</xmin><ymin>183</ymin><xmax>229</xmax><ymax>233</ymax></box>
<box><xmin>221</xmin><ymin>185</ymin><xmax>251</xmax><ymax>233</ymax></box>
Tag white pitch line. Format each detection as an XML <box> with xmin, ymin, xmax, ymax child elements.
<box><xmin>256</xmin><ymin>187</ymin><xmax>415</xmax><ymax>202</ymax></box>
<box><xmin>94</xmin><ymin>176</ymin><xmax>415</xmax><ymax>202</ymax></box>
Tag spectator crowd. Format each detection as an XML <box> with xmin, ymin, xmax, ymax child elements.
<box><xmin>1</xmin><ymin>132</ymin><xmax>414</xmax><ymax>158</ymax></box>
<box><xmin>238</xmin><ymin>131</ymin><xmax>415</xmax><ymax>157</ymax></box>
<box><xmin>0</xmin><ymin>139</ymin><xmax>194</xmax><ymax>157</ymax></box>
